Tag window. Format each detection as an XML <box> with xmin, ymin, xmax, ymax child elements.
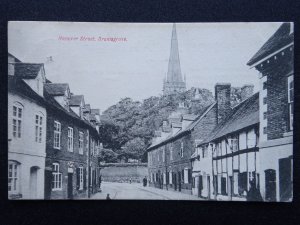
<box><xmin>162</xmin><ymin>149</ymin><xmax>165</xmax><ymax>162</ymax></box>
<box><xmin>68</xmin><ymin>127</ymin><xmax>73</xmax><ymax>152</ymax></box>
<box><xmin>54</xmin><ymin>121</ymin><xmax>61</xmax><ymax>149</ymax></box>
<box><xmin>263</xmin><ymin>127</ymin><xmax>267</xmax><ymax>135</ymax></box>
<box><xmin>170</xmin><ymin>145</ymin><xmax>173</xmax><ymax>160</ymax></box>
<box><xmin>52</xmin><ymin>163</ymin><xmax>62</xmax><ymax>190</ymax></box>
<box><xmin>184</xmin><ymin>168</ymin><xmax>189</xmax><ymax>184</ymax></box>
<box><xmin>12</xmin><ymin>103</ymin><xmax>23</xmax><ymax>138</ymax></box>
<box><xmin>8</xmin><ymin>161</ymin><xmax>19</xmax><ymax>194</ymax></box>
<box><xmin>180</xmin><ymin>142</ymin><xmax>184</xmax><ymax>158</ymax></box>
<box><xmin>288</xmin><ymin>75</ymin><xmax>294</xmax><ymax>131</ymax></box>
<box><xmin>263</xmin><ymin>81</ymin><xmax>267</xmax><ymax>90</ymax></box>
<box><xmin>247</xmin><ymin>130</ymin><xmax>257</xmax><ymax>148</ymax></box>
<box><xmin>79</xmin><ymin>167</ymin><xmax>83</xmax><ymax>190</ymax></box>
<box><xmin>202</xmin><ymin>146</ymin><xmax>208</xmax><ymax>158</ymax></box>
<box><xmin>263</xmin><ymin>97</ymin><xmax>267</xmax><ymax>105</ymax></box>
<box><xmin>230</xmin><ymin>138</ymin><xmax>238</xmax><ymax>152</ymax></box>
<box><xmin>35</xmin><ymin>115</ymin><xmax>43</xmax><ymax>143</ymax></box>
<box><xmin>79</xmin><ymin>132</ymin><xmax>84</xmax><ymax>154</ymax></box>
<box><xmin>263</xmin><ymin>112</ymin><xmax>267</xmax><ymax>120</ymax></box>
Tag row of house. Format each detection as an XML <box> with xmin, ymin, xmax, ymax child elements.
<box><xmin>147</xmin><ymin>22</ymin><xmax>293</xmax><ymax>201</ymax></box>
<box><xmin>8</xmin><ymin>54</ymin><xmax>101</xmax><ymax>199</ymax></box>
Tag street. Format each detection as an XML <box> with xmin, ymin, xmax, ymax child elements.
<box><xmin>91</xmin><ymin>182</ymin><xmax>201</xmax><ymax>200</ymax></box>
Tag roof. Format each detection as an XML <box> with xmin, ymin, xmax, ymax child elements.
<box><xmin>8</xmin><ymin>76</ymin><xmax>46</xmax><ymax>106</ymax></box>
<box><xmin>183</xmin><ymin>114</ymin><xmax>198</xmax><ymax>121</ymax></box>
<box><xmin>83</xmin><ymin>104</ymin><xmax>91</xmax><ymax>112</ymax></box>
<box><xmin>91</xmin><ymin>109</ymin><xmax>100</xmax><ymax>115</ymax></box>
<box><xmin>8</xmin><ymin>53</ymin><xmax>21</xmax><ymax>62</ymax></box>
<box><xmin>44</xmin><ymin>83</ymin><xmax>69</xmax><ymax>96</ymax></box>
<box><xmin>69</xmin><ymin>95</ymin><xmax>84</xmax><ymax>106</ymax></box>
<box><xmin>199</xmin><ymin>92</ymin><xmax>259</xmax><ymax>145</ymax></box>
<box><xmin>44</xmin><ymin>88</ymin><xmax>98</xmax><ymax>136</ymax></box>
<box><xmin>147</xmin><ymin>102</ymin><xmax>216</xmax><ymax>151</ymax></box>
<box><xmin>247</xmin><ymin>23</ymin><xmax>294</xmax><ymax>66</ymax></box>
<box><xmin>14</xmin><ymin>63</ymin><xmax>43</xmax><ymax>79</ymax></box>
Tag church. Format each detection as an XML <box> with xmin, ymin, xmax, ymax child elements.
<box><xmin>163</xmin><ymin>24</ymin><xmax>186</xmax><ymax>95</ymax></box>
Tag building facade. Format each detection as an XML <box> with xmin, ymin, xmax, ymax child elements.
<box><xmin>247</xmin><ymin>22</ymin><xmax>294</xmax><ymax>202</ymax></box>
<box><xmin>163</xmin><ymin>23</ymin><xmax>186</xmax><ymax>95</ymax></box>
<box><xmin>148</xmin><ymin>101</ymin><xmax>217</xmax><ymax>194</ymax></box>
<box><xmin>44</xmin><ymin>83</ymin><xmax>100</xmax><ymax>199</ymax></box>
<box><xmin>8</xmin><ymin>54</ymin><xmax>47</xmax><ymax>199</ymax></box>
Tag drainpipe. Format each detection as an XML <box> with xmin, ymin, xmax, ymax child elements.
<box><xmin>87</xmin><ymin>130</ymin><xmax>91</xmax><ymax>199</ymax></box>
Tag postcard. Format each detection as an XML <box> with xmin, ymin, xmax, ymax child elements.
<box><xmin>8</xmin><ymin>21</ymin><xmax>293</xmax><ymax>201</ymax></box>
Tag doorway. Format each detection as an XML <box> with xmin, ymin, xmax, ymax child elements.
<box><xmin>207</xmin><ymin>176</ymin><xmax>211</xmax><ymax>199</ymax></box>
<box><xmin>178</xmin><ymin>172</ymin><xmax>181</xmax><ymax>192</ymax></box>
<box><xmin>174</xmin><ymin>173</ymin><xmax>177</xmax><ymax>190</ymax></box>
<box><xmin>30</xmin><ymin>167</ymin><xmax>39</xmax><ymax>199</ymax></box>
<box><xmin>67</xmin><ymin>172</ymin><xmax>73</xmax><ymax>199</ymax></box>
<box><xmin>265</xmin><ymin>169</ymin><xmax>276</xmax><ymax>201</ymax></box>
<box><xmin>279</xmin><ymin>157</ymin><xmax>292</xmax><ymax>201</ymax></box>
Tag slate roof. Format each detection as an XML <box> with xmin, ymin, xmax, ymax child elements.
<box><xmin>69</xmin><ymin>95</ymin><xmax>84</xmax><ymax>106</ymax></box>
<box><xmin>14</xmin><ymin>63</ymin><xmax>43</xmax><ymax>79</ymax></box>
<box><xmin>44</xmin><ymin>88</ymin><xmax>98</xmax><ymax>135</ymax></box>
<box><xmin>199</xmin><ymin>92</ymin><xmax>259</xmax><ymax>145</ymax></box>
<box><xmin>247</xmin><ymin>23</ymin><xmax>294</xmax><ymax>66</ymax></box>
<box><xmin>147</xmin><ymin>103</ymin><xmax>216</xmax><ymax>151</ymax></box>
<box><xmin>44</xmin><ymin>83</ymin><xmax>69</xmax><ymax>96</ymax></box>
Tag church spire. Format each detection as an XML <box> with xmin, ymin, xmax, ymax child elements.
<box><xmin>163</xmin><ymin>23</ymin><xmax>186</xmax><ymax>95</ymax></box>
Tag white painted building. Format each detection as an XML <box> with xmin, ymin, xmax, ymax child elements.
<box><xmin>8</xmin><ymin>54</ymin><xmax>47</xmax><ymax>199</ymax></box>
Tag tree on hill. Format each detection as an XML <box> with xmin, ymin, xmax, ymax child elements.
<box><xmin>99</xmin><ymin>87</ymin><xmax>242</xmax><ymax>162</ymax></box>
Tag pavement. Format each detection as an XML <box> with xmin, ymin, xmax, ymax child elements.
<box><xmin>91</xmin><ymin>182</ymin><xmax>202</xmax><ymax>200</ymax></box>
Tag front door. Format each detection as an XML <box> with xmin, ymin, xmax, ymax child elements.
<box><xmin>265</xmin><ymin>169</ymin><xmax>276</xmax><ymax>201</ymax></box>
<box><xmin>279</xmin><ymin>157</ymin><xmax>292</xmax><ymax>201</ymax></box>
<box><xmin>207</xmin><ymin>176</ymin><xmax>211</xmax><ymax>200</ymax></box>
<box><xmin>198</xmin><ymin>175</ymin><xmax>203</xmax><ymax>197</ymax></box>
<box><xmin>174</xmin><ymin>173</ymin><xmax>177</xmax><ymax>190</ymax></box>
<box><xmin>178</xmin><ymin>172</ymin><xmax>181</xmax><ymax>192</ymax></box>
<box><xmin>67</xmin><ymin>173</ymin><xmax>73</xmax><ymax>199</ymax></box>
<box><xmin>30</xmin><ymin>167</ymin><xmax>38</xmax><ymax>199</ymax></box>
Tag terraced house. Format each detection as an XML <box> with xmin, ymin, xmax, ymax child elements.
<box><xmin>195</xmin><ymin>86</ymin><xmax>259</xmax><ymax>201</ymax></box>
<box><xmin>247</xmin><ymin>22</ymin><xmax>294</xmax><ymax>202</ymax></box>
<box><xmin>148</xmin><ymin>99</ymin><xmax>217</xmax><ymax>194</ymax></box>
<box><xmin>44</xmin><ymin>82</ymin><xmax>101</xmax><ymax>199</ymax></box>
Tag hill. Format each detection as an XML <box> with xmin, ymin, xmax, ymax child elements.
<box><xmin>99</xmin><ymin>87</ymin><xmax>242</xmax><ymax>162</ymax></box>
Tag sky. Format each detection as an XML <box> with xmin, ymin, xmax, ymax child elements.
<box><xmin>8</xmin><ymin>22</ymin><xmax>282</xmax><ymax>112</ymax></box>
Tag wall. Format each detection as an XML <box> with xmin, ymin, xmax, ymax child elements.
<box><xmin>45</xmin><ymin>109</ymin><xmax>89</xmax><ymax>199</ymax></box>
<box><xmin>100</xmin><ymin>163</ymin><xmax>148</xmax><ymax>183</ymax></box>
<box><xmin>8</xmin><ymin>92</ymin><xmax>47</xmax><ymax>199</ymax></box>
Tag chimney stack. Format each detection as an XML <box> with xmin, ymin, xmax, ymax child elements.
<box><xmin>241</xmin><ymin>84</ymin><xmax>254</xmax><ymax>101</ymax></box>
<box><xmin>215</xmin><ymin>83</ymin><xmax>231</xmax><ymax>124</ymax></box>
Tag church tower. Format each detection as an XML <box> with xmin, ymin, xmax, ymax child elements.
<box><xmin>163</xmin><ymin>23</ymin><xmax>186</xmax><ymax>95</ymax></box>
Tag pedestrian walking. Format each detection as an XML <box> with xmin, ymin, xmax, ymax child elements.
<box><xmin>99</xmin><ymin>175</ymin><xmax>102</xmax><ymax>192</ymax></box>
<box><xmin>246</xmin><ymin>180</ymin><xmax>263</xmax><ymax>202</ymax></box>
<box><xmin>129</xmin><ymin>178</ymin><xmax>132</xmax><ymax>184</ymax></box>
<box><xmin>143</xmin><ymin>176</ymin><xmax>147</xmax><ymax>187</ymax></box>
<box><xmin>106</xmin><ymin>194</ymin><xmax>111</xmax><ymax>200</ymax></box>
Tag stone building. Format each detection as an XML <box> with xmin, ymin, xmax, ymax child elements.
<box><xmin>8</xmin><ymin>54</ymin><xmax>47</xmax><ymax>199</ymax></box>
<box><xmin>163</xmin><ymin>23</ymin><xmax>186</xmax><ymax>95</ymax></box>
<box><xmin>247</xmin><ymin>22</ymin><xmax>294</xmax><ymax>202</ymax></box>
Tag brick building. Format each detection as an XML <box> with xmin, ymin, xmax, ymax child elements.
<box><xmin>44</xmin><ymin>82</ymin><xmax>100</xmax><ymax>199</ymax></box>
<box><xmin>247</xmin><ymin>22</ymin><xmax>294</xmax><ymax>201</ymax></box>
<box><xmin>147</xmin><ymin>100</ymin><xmax>217</xmax><ymax>194</ymax></box>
